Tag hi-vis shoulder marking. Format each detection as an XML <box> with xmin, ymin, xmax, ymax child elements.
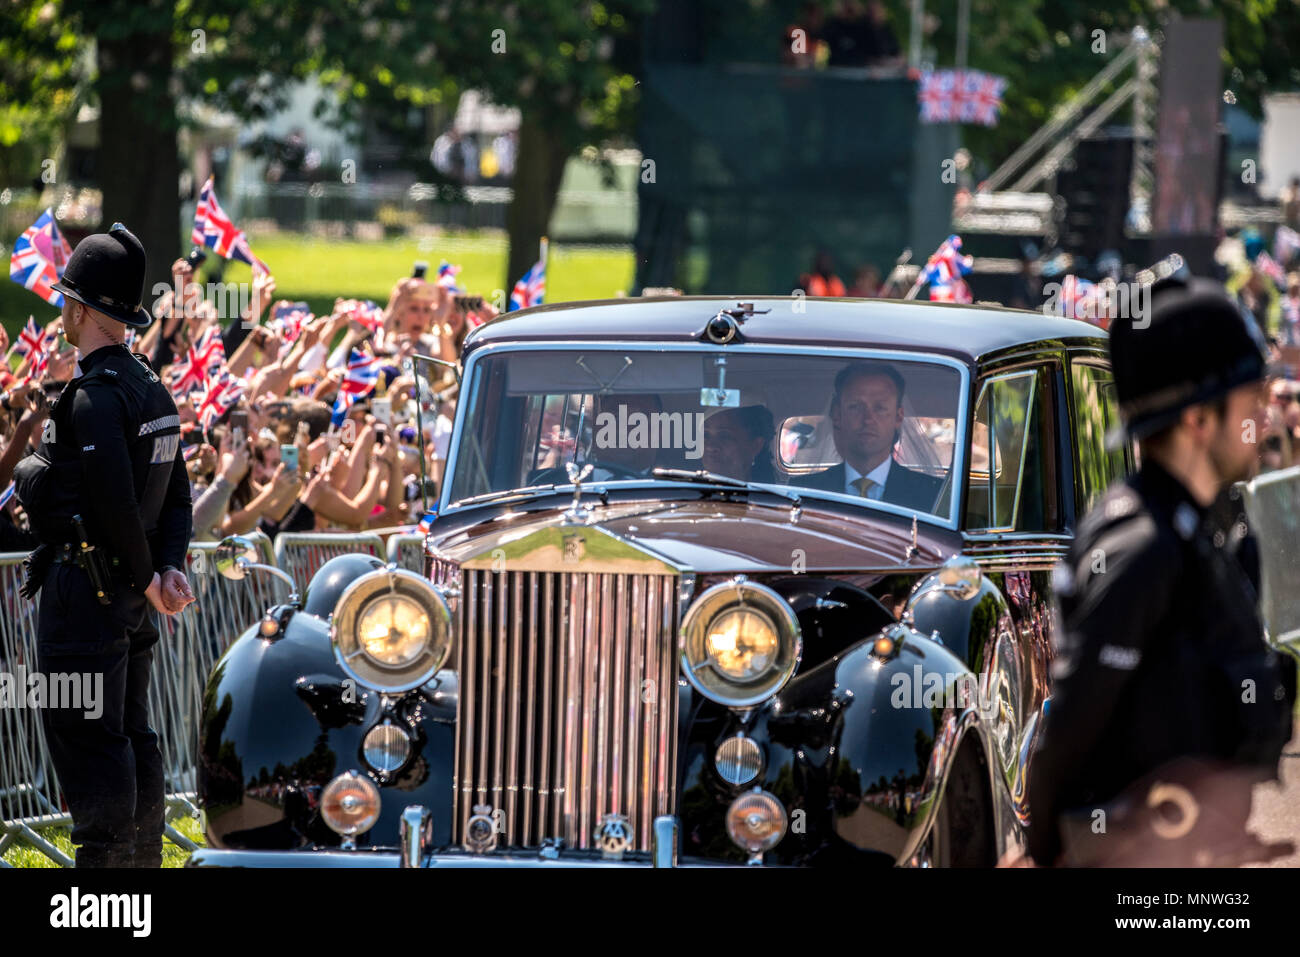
<box><xmin>139</xmin><ymin>414</ymin><xmax>180</xmax><ymax>437</ymax></box>
<box><xmin>49</xmin><ymin>886</ymin><xmax>151</xmax><ymax>937</ymax></box>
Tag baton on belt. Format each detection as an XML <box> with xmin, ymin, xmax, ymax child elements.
<box><xmin>72</xmin><ymin>513</ymin><xmax>113</xmax><ymax>606</ymax></box>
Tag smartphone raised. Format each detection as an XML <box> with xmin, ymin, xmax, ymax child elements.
<box><xmin>229</xmin><ymin>409</ymin><xmax>249</xmax><ymax>438</ymax></box>
<box><xmin>371</xmin><ymin>397</ymin><xmax>392</xmax><ymax>425</ymax></box>
<box><xmin>412</xmin><ymin>261</ymin><xmax>429</xmax><ymax>280</ymax></box>
<box><xmin>279</xmin><ymin>444</ymin><xmax>300</xmax><ymax>473</ymax></box>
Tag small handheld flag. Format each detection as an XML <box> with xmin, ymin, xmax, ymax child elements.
<box><xmin>191</xmin><ymin>176</ymin><xmax>268</xmax><ymax>273</ymax></box>
<box><xmin>508</xmin><ymin>237</ymin><xmax>548</xmax><ymax>312</ymax></box>
<box><xmin>331</xmin><ymin>348</ymin><xmax>383</xmax><ymax>427</ymax></box>
<box><xmin>9</xmin><ymin>209</ymin><xmax>73</xmax><ymax>307</ymax></box>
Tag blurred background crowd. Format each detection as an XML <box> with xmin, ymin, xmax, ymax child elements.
<box><xmin>0</xmin><ymin>260</ymin><xmax>492</xmax><ymax>552</ymax></box>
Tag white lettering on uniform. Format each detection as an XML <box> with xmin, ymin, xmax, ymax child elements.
<box><xmin>1098</xmin><ymin>644</ymin><xmax>1141</xmax><ymax>670</ymax></box>
<box><xmin>150</xmin><ymin>434</ymin><xmax>180</xmax><ymax>464</ymax></box>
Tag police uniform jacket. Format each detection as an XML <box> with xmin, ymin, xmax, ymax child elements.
<box><xmin>15</xmin><ymin>343</ymin><xmax>191</xmax><ymax>592</ymax></box>
<box><xmin>1026</xmin><ymin>461</ymin><xmax>1293</xmax><ymax>865</ymax></box>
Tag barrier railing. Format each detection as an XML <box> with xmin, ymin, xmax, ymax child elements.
<box><xmin>387</xmin><ymin>532</ymin><xmax>427</xmax><ymax>572</ymax></box>
<box><xmin>273</xmin><ymin>531</ymin><xmax>385</xmax><ymax>587</ymax></box>
<box><xmin>1</xmin><ymin>531</ymin><xmax>289</xmax><ymax>867</ymax></box>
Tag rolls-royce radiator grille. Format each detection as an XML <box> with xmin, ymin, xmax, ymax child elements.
<box><xmin>453</xmin><ymin>570</ymin><xmax>679</xmax><ymax>852</ymax></box>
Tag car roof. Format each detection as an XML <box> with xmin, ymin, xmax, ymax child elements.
<box><xmin>464</xmin><ymin>296</ymin><xmax>1109</xmax><ymax>363</ymax></box>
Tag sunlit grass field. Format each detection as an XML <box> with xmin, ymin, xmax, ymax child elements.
<box><xmin>2</xmin><ymin>814</ymin><xmax>203</xmax><ymax>868</ymax></box>
<box><xmin>1</xmin><ymin>234</ymin><xmax>636</xmax><ymax>335</ymax></box>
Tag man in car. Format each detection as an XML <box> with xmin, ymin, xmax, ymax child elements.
<box><xmin>804</xmin><ymin>361</ymin><xmax>943</xmax><ymax>510</ymax></box>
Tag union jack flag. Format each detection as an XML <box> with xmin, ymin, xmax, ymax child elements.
<box><xmin>12</xmin><ymin>317</ymin><xmax>53</xmax><ymax>383</ymax></box>
<box><xmin>331</xmin><ymin>348</ymin><xmax>382</xmax><ymax>427</ymax></box>
<box><xmin>1256</xmin><ymin>251</ymin><xmax>1286</xmax><ymax>288</ymax></box>
<box><xmin>918</xmin><ymin>69</ymin><xmax>958</xmax><ymax>123</ymax></box>
<box><xmin>192</xmin><ymin>371</ymin><xmax>246</xmax><ymax>431</ymax></box>
<box><xmin>271</xmin><ymin>302</ymin><xmax>312</xmax><ymax>344</ymax></box>
<box><xmin>930</xmin><ymin>277</ymin><xmax>973</xmax><ymax>303</ymax></box>
<box><xmin>352</xmin><ymin>300</ymin><xmax>385</xmax><ymax>334</ymax></box>
<box><xmin>169</xmin><ymin>325</ymin><xmax>226</xmax><ymax>396</ymax></box>
<box><xmin>918</xmin><ymin>69</ymin><xmax>1006</xmax><ymax>127</ymax></box>
<box><xmin>1057</xmin><ymin>274</ymin><xmax>1114</xmax><ymax>327</ymax></box>
<box><xmin>13</xmin><ymin>317</ymin><xmax>46</xmax><ymax>359</ymax></box>
<box><xmin>191</xmin><ymin>176</ymin><xmax>268</xmax><ymax>273</ymax></box>
<box><xmin>508</xmin><ymin>260</ymin><xmax>546</xmax><ymax>311</ymax></box>
<box><xmin>417</xmin><ymin>510</ymin><xmax>437</xmax><ymax>534</ymax></box>
<box><xmin>0</xmin><ymin>480</ymin><xmax>15</xmax><ymax>509</ymax></box>
<box><xmin>920</xmin><ymin>235</ymin><xmax>973</xmax><ymax>288</ymax></box>
<box><xmin>436</xmin><ymin>260</ymin><xmax>463</xmax><ymax>293</ymax></box>
<box><xmin>9</xmin><ymin>209</ymin><xmax>72</xmax><ymax>307</ymax></box>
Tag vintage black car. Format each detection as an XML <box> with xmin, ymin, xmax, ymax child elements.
<box><xmin>192</xmin><ymin>296</ymin><xmax>1131</xmax><ymax>867</ymax></box>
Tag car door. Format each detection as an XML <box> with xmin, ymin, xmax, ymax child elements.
<box><xmin>961</xmin><ymin>357</ymin><xmax>1065</xmax><ymax>803</ymax></box>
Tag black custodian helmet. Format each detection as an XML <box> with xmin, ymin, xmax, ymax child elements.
<box><xmin>1108</xmin><ymin>274</ymin><xmax>1270</xmax><ymax>444</ymax></box>
<box><xmin>51</xmin><ymin>222</ymin><xmax>153</xmax><ymax>327</ymax></box>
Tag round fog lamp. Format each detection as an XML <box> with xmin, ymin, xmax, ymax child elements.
<box><xmin>726</xmin><ymin>788</ymin><xmax>787</xmax><ymax>858</ymax></box>
<box><xmin>321</xmin><ymin>770</ymin><xmax>381</xmax><ymax>841</ymax></box>
<box><xmin>715</xmin><ymin>735</ymin><xmax>762</xmax><ymax>786</ymax></box>
<box><xmin>363</xmin><ymin>722</ymin><xmax>412</xmax><ymax>774</ymax></box>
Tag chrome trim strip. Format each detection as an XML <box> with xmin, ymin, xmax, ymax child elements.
<box><xmin>505</xmin><ymin>574</ymin><xmax>523</xmax><ymax>844</ymax></box>
<box><xmin>492</xmin><ymin>576</ymin><xmax>507</xmax><ymax>809</ymax></box>
<box><xmin>625</xmin><ymin>576</ymin><xmax>645</xmax><ymax>831</ymax></box>
<box><xmin>521</xmin><ymin>571</ymin><xmax>539</xmax><ymax>847</ymax></box>
<box><xmin>477</xmin><ymin>571</ymin><xmax>492</xmax><ymax>807</ymax></box>
<box><xmin>439</xmin><ymin>341</ymin><xmax>971</xmax><ymax>531</ymax></box>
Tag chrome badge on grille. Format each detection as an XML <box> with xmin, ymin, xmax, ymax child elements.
<box><xmin>562</xmin><ymin>532</ymin><xmax>585</xmax><ymax>563</ymax></box>
<box><xmin>595</xmin><ymin>814</ymin><xmax>634</xmax><ymax>861</ymax></box>
<box><xmin>464</xmin><ymin>804</ymin><xmax>498</xmax><ymax>855</ymax></box>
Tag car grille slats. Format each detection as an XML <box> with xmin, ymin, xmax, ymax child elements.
<box><xmin>454</xmin><ymin>569</ymin><xmax>678</xmax><ymax>852</ymax></box>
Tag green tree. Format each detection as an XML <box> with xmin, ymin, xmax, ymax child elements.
<box><xmin>1</xmin><ymin>0</ymin><xmax>647</xmax><ymax>293</ymax></box>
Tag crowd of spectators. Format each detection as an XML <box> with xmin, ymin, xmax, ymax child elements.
<box><xmin>0</xmin><ymin>259</ymin><xmax>494</xmax><ymax>553</ymax></box>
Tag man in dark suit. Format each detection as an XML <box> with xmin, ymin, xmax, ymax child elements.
<box><xmin>803</xmin><ymin>361</ymin><xmax>943</xmax><ymax>512</ymax></box>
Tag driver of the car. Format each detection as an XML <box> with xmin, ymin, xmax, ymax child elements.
<box><xmin>804</xmin><ymin>361</ymin><xmax>943</xmax><ymax>511</ymax></box>
<box><xmin>585</xmin><ymin>392</ymin><xmax>663</xmax><ymax>477</ymax></box>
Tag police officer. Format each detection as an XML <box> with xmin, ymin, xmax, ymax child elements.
<box><xmin>1026</xmin><ymin>275</ymin><xmax>1295</xmax><ymax>867</ymax></box>
<box><xmin>13</xmin><ymin>223</ymin><xmax>195</xmax><ymax>867</ymax></box>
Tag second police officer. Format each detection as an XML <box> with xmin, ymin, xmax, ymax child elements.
<box><xmin>1027</xmin><ymin>274</ymin><xmax>1296</xmax><ymax>867</ymax></box>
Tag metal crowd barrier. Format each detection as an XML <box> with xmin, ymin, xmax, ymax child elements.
<box><xmin>1</xmin><ymin>531</ymin><xmax>290</xmax><ymax>867</ymax></box>
<box><xmin>273</xmin><ymin>531</ymin><xmax>385</xmax><ymax>587</ymax></box>
<box><xmin>386</xmin><ymin>532</ymin><xmax>426</xmax><ymax>572</ymax></box>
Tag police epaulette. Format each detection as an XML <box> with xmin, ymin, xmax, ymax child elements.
<box><xmin>131</xmin><ymin>352</ymin><xmax>161</xmax><ymax>383</ymax></box>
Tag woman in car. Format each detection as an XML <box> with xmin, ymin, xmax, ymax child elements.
<box><xmin>701</xmin><ymin>404</ymin><xmax>777</xmax><ymax>482</ymax></box>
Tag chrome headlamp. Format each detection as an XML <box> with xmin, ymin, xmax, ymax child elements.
<box><xmin>680</xmin><ymin>579</ymin><xmax>801</xmax><ymax>707</ymax></box>
<box><xmin>331</xmin><ymin>567</ymin><xmax>453</xmax><ymax>692</ymax></box>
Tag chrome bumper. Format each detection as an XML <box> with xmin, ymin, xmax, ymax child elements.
<box><xmin>186</xmin><ymin>848</ymin><xmax>721</xmax><ymax>868</ymax></box>
<box><xmin>188</xmin><ymin>812</ymin><xmax>706</xmax><ymax>868</ymax></box>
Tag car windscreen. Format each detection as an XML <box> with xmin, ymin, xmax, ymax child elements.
<box><xmin>444</xmin><ymin>348</ymin><xmax>964</xmax><ymax>520</ymax></box>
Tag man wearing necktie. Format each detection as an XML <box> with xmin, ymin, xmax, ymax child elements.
<box><xmin>805</xmin><ymin>361</ymin><xmax>943</xmax><ymax>511</ymax></box>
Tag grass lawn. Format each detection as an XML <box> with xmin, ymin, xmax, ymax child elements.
<box><xmin>1</xmin><ymin>234</ymin><xmax>635</xmax><ymax>336</ymax></box>
<box><xmin>2</xmin><ymin>813</ymin><xmax>204</xmax><ymax>868</ymax></box>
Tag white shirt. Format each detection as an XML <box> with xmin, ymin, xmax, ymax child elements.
<box><xmin>843</xmin><ymin>458</ymin><xmax>892</xmax><ymax>500</ymax></box>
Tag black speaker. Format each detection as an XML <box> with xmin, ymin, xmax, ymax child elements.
<box><xmin>1056</xmin><ymin>129</ymin><xmax>1134</xmax><ymax>259</ymax></box>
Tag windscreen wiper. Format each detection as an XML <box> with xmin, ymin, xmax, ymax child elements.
<box><xmin>452</xmin><ymin>483</ymin><xmax>561</xmax><ymax>508</ymax></box>
<box><xmin>651</xmin><ymin>468</ymin><xmax>803</xmax><ymax>508</ymax></box>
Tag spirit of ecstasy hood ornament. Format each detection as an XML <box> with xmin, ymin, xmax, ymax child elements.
<box><xmin>563</xmin><ymin>461</ymin><xmax>595</xmax><ymax>524</ymax></box>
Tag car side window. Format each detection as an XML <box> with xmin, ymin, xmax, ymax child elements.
<box><xmin>965</xmin><ymin>369</ymin><xmax>1054</xmax><ymax>532</ymax></box>
<box><xmin>1070</xmin><ymin>362</ymin><xmax>1128</xmax><ymax>512</ymax></box>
